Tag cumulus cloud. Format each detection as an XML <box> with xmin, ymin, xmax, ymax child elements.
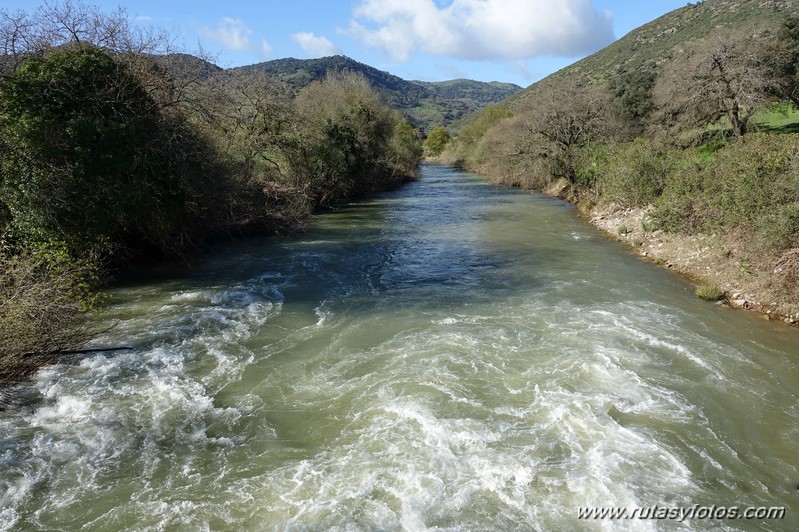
<box><xmin>347</xmin><ymin>0</ymin><xmax>614</xmax><ymax>61</ymax></box>
<box><xmin>199</xmin><ymin>17</ymin><xmax>251</xmax><ymax>50</ymax></box>
<box><xmin>200</xmin><ymin>17</ymin><xmax>272</xmax><ymax>57</ymax></box>
<box><xmin>291</xmin><ymin>32</ymin><xmax>340</xmax><ymax>57</ymax></box>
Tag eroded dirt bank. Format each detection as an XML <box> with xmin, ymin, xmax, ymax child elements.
<box><xmin>584</xmin><ymin>202</ymin><xmax>799</xmax><ymax>327</ymax></box>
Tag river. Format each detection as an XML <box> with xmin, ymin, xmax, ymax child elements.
<box><xmin>2</xmin><ymin>163</ymin><xmax>799</xmax><ymax>530</ymax></box>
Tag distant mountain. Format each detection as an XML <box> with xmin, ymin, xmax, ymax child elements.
<box><xmin>159</xmin><ymin>53</ymin><xmax>223</xmax><ymax>80</ymax></box>
<box><xmin>234</xmin><ymin>55</ymin><xmax>522</xmax><ymax>132</ymax></box>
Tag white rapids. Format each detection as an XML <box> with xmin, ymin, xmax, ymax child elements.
<box><xmin>2</xmin><ymin>164</ymin><xmax>798</xmax><ymax>530</ymax></box>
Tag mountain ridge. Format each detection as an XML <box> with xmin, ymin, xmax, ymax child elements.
<box><xmin>230</xmin><ymin>55</ymin><xmax>522</xmax><ymax>131</ymax></box>
<box><xmin>506</xmin><ymin>0</ymin><xmax>799</xmax><ymax>110</ymax></box>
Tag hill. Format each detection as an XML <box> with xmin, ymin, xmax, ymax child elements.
<box><xmin>159</xmin><ymin>53</ymin><xmax>223</xmax><ymax>80</ymax></box>
<box><xmin>235</xmin><ymin>55</ymin><xmax>521</xmax><ymax>132</ymax></box>
<box><xmin>445</xmin><ymin>0</ymin><xmax>799</xmax><ymax>327</ymax></box>
<box><xmin>508</xmin><ymin>0</ymin><xmax>799</xmax><ymax>110</ymax></box>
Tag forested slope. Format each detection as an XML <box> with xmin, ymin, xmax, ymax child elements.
<box><xmin>440</xmin><ymin>0</ymin><xmax>799</xmax><ymax>323</ymax></box>
<box><xmin>0</xmin><ymin>2</ymin><xmax>423</xmax><ymax>389</ymax></box>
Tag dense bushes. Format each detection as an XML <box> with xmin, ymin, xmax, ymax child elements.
<box><xmin>422</xmin><ymin>126</ymin><xmax>451</xmax><ymax>157</ymax></box>
<box><xmin>291</xmin><ymin>72</ymin><xmax>419</xmax><ymax>206</ymax></box>
<box><xmin>597</xmin><ymin>137</ymin><xmax>682</xmax><ymax>207</ymax></box>
<box><xmin>0</xmin><ymin>251</ymin><xmax>103</xmax><ymax>394</ymax></box>
<box><xmin>0</xmin><ymin>46</ymin><xmax>229</xmax><ymax>260</ymax></box>
<box><xmin>651</xmin><ymin>133</ymin><xmax>799</xmax><ymax>250</ymax></box>
<box><xmin>441</xmin><ymin>105</ymin><xmax>513</xmax><ymax>167</ymax></box>
<box><xmin>0</xmin><ymin>5</ymin><xmax>422</xmax><ymax>381</ymax></box>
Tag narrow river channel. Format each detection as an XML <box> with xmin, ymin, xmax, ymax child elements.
<box><xmin>2</xmin><ymin>163</ymin><xmax>799</xmax><ymax>530</ymax></box>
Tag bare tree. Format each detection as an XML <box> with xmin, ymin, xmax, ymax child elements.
<box><xmin>0</xmin><ymin>0</ymin><xmax>170</xmax><ymax>64</ymax></box>
<box><xmin>0</xmin><ymin>1</ymin><xmax>215</xmax><ymax>114</ymax></box>
<box><xmin>194</xmin><ymin>70</ymin><xmax>295</xmax><ymax>178</ymax></box>
<box><xmin>654</xmin><ymin>27</ymin><xmax>788</xmax><ymax>137</ymax></box>
<box><xmin>508</xmin><ymin>83</ymin><xmax>616</xmax><ymax>183</ymax></box>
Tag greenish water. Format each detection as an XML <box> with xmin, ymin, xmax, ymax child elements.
<box><xmin>2</xmin><ymin>163</ymin><xmax>799</xmax><ymax>530</ymax></box>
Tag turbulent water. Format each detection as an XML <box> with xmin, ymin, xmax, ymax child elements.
<box><xmin>2</xmin><ymin>163</ymin><xmax>799</xmax><ymax>531</ymax></box>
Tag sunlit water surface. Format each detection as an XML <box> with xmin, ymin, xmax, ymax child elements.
<box><xmin>2</xmin><ymin>164</ymin><xmax>799</xmax><ymax>530</ymax></box>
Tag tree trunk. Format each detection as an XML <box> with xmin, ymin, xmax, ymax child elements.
<box><xmin>729</xmin><ymin>101</ymin><xmax>747</xmax><ymax>137</ymax></box>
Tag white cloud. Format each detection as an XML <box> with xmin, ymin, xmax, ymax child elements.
<box><xmin>347</xmin><ymin>0</ymin><xmax>614</xmax><ymax>61</ymax></box>
<box><xmin>199</xmin><ymin>17</ymin><xmax>272</xmax><ymax>57</ymax></box>
<box><xmin>291</xmin><ymin>32</ymin><xmax>340</xmax><ymax>57</ymax></box>
<box><xmin>261</xmin><ymin>38</ymin><xmax>273</xmax><ymax>56</ymax></box>
<box><xmin>199</xmin><ymin>17</ymin><xmax>252</xmax><ymax>51</ymax></box>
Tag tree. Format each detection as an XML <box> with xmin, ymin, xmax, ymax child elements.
<box><xmin>194</xmin><ymin>70</ymin><xmax>295</xmax><ymax>181</ymax></box>
<box><xmin>510</xmin><ymin>83</ymin><xmax>616</xmax><ymax>183</ymax></box>
<box><xmin>0</xmin><ymin>45</ymin><xmax>222</xmax><ymax>258</ymax></box>
<box><xmin>291</xmin><ymin>72</ymin><xmax>418</xmax><ymax>205</ymax></box>
<box><xmin>423</xmin><ymin>126</ymin><xmax>451</xmax><ymax>156</ymax></box>
<box><xmin>389</xmin><ymin>119</ymin><xmax>423</xmax><ymax>177</ymax></box>
<box><xmin>1</xmin><ymin>46</ymin><xmax>159</xmax><ymax>253</ymax></box>
<box><xmin>0</xmin><ymin>0</ymin><xmax>169</xmax><ymax>73</ymax></box>
<box><xmin>654</xmin><ymin>28</ymin><xmax>788</xmax><ymax>137</ymax></box>
<box><xmin>610</xmin><ymin>65</ymin><xmax>657</xmax><ymax>132</ymax></box>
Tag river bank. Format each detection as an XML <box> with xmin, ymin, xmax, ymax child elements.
<box><xmin>4</xmin><ymin>163</ymin><xmax>799</xmax><ymax>529</ymax></box>
<box><xmin>587</xmin><ymin>203</ymin><xmax>799</xmax><ymax>326</ymax></box>
<box><xmin>545</xmin><ymin>179</ymin><xmax>799</xmax><ymax>328</ymax></box>
<box><xmin>445</xmin><ymin>167</ymin><xmax>799</xmax><ymax>328</ymax></box>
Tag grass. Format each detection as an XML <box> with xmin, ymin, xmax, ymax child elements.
<box><xmin>695</xmin><ymin>283</ymin><xmax>724</xmax><ymax>301</ymax></box>
<box><xmin>753</xmin><ymin>103</ymin><xmax>799</xmax><ymax>134</ymax></box>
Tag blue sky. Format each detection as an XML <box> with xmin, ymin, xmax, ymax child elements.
<box><xmin>3</xmin><ymin>1</ymin><xmax>690</xmax><ymax>87</ymax></box>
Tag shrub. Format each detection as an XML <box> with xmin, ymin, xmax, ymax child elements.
<box><xmin>0</xmin><ymin>45</ymin><xmax>227</xmax><ymax>259</ymax></box>
<box><xmin>598</xmin><ymin>137</ymin><xmax>681</xmax><ymax>207</ymax></box>
<box><xmin>652</xmin><ymin>132</ymin><xmax>799</xmax><ymax>249</ymax></box>
<box><xmin>758</xmin><ymin>202</ymin><xmax>799</xmax><ymax>250</ymax></box>
<box><xmin>423</xmin><ymin>126</ymin><xmax>451</xmax><ymax>157</ymax></box>
<box><xmin>441</xmin><ymin>105</ymin><xmax>513</xmax><ymax>167</ymax></box>
<box><xmin>695</xmin><ymin>283</ymin><xmax>724</xmax><ymax>301</ymax></box>
<box><xmin>0</xmin><ymin>251</ymin><xmax>102</xmax><ymax>390</ymax></box>
<box><xmin>291</xmin><ymin>72</ymin><xmax>418</xmax><ymax>206</ymax></box>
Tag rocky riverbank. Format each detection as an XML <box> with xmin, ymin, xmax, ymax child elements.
<box><xmin>585</xmin><ymin>203</ymin><xmax>799</xmax><ymax>328</ymax></box>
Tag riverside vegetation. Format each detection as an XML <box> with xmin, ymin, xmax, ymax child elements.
<box><xmin>436</xmin><ymin>0</ymin><xmax>799</xmax><ymax>324</ymax></box>
<box><xmin>0</xmin><ymin>1</ymin><xmax>423</xmax><ymax>392</ymax></box>
<box><xmin>4</xmin><ymin>0</ymin><xmax>799</xmax><ymax>395</ymax></box>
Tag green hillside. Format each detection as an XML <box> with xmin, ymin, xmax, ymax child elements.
<box><xmin>442</xmin><ymin>0</ymin><xmax>799</xmax><ymax>318</ymax></box>
<box><xmin>509</xmin><ymin>0</ymin><xmax>799</xmax><ymax>110</ymax></box>
<box><xmin>236</xmin><ymin>55</ymin><xmax>521</xmax><ymax>132</ymax></box>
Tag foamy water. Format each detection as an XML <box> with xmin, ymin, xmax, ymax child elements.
<box><xmin>2</xmin><ymin>164</ymin><xmax>799</xmax><ymax>530</ymax></box>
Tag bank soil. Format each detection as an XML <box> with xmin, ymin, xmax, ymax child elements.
<box><xmin>586</xmin><ymin>203</ymin><xmax>799</xmax><ymax>327</ymax></box>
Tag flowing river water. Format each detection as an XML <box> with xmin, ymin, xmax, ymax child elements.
<box><xmin>2</xmin><ymin>163</ymin><xmax>799</xmax><ymax>530</ymax></box>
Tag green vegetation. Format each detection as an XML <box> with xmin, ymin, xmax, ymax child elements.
<box><xmin>695</xmin><ymin>283</ymin><xmax>725</xmax><ymax>301</ymax></box>
<box><xmin>0</xmin><ymin>46</ymin><xmax>217</xmax><ymax>259</ymax></box>
<box><xmin>651</xmin><ymin>133</ymin><xmax>799</xmax><ymax>250</ymax></box>
<box><xmin>598</xmin><ymin>138</ymin><xmax>680</xmax><ymax>207</ymax></box>
<box><xmin>239</xmin><ymin>56</ymin><xmax>522</xmax><ymax>132</ymax></box>
<box><xmin>0</xmin><ymin>2</ymin><xmax>423</xmax><ymax>388</ymax></box>
<box><xmin>755</xmin><ymin>102</ymin><xmax>799</xmax><ymax>133</ymax></box>
<box><xmin>442</xmin><ymin>0</ymin><xmax>799</xmax><ymax>311</ymax></box>
<box><xmin>440</xmin><ymin>105</ymin><xmax>513</xmax><ymax>168</ymax></box>
<box><xmin>423</xmin><ymin>126</ymin><xmax>452</xmax><ymax>157</ymax></box>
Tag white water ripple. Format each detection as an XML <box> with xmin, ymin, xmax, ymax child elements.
<box><xmin>3</xmin><ymin>165</ymin><xmax>799</xmax><ymax>530</ymax></box>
